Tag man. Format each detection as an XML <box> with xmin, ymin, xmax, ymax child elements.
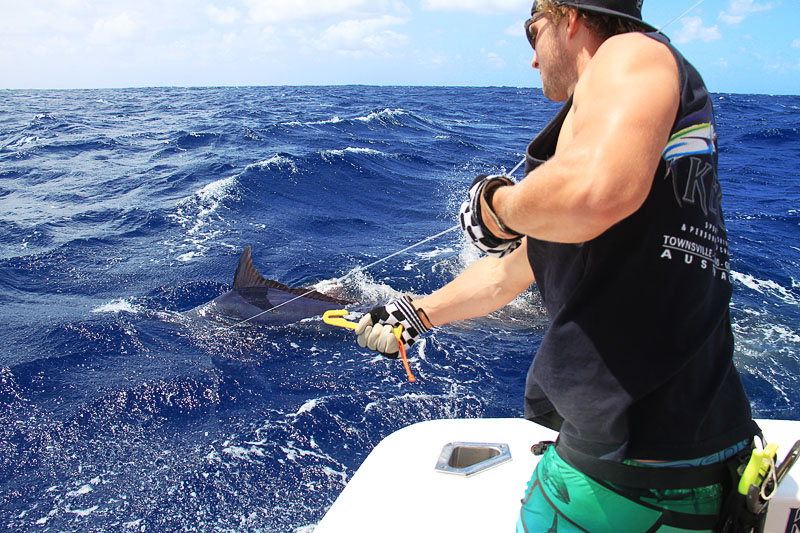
<box><xmin>355</xmin><ymin>0</ymin><xmax>760</xmax><ymax>531</ymax></box>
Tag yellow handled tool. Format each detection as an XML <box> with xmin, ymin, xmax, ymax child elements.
<box><xmin>323</xmin><ymin>310</ymin><xmax>416</xmax><ymax>383</ymax></box>
<box><xmin>738</xmin><ymin>442</ymin><xmax>778</xmax><ymax>495</ymax></box>
<box><xmin>322</xmin><ymin>309</ymin><xmax>359</xmax><ymax>330</ymax></box>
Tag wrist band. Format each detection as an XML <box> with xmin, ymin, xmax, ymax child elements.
<box><xmin>415</xmin><ymin>306</ymin><xmax>433</xmax><ymax>329</ymax></box>
<box><xmin>484</xmin><ymin>180</ymin><xmax>523</xmax><ymax>238</ymax></box>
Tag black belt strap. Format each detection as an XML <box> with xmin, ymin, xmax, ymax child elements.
<box><xmin>648</xmin><ymin>509</ymin><xmax>721</xmax><ymax>532</ymax></box>
<box><xmin>555</xmin><ymin>442</ymin><xmax>743</xmax><ymax>490</ymax></box>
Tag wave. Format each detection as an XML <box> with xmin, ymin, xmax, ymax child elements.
<box><xmin>1</xmin><ymin>86</ymin><xmax>798</xmax><ymax>532</ymax></box>
<box><xmin>276</xmin><ymin>107</ymin><xmax>440</xmax><ymax>135</ymax></box>
<box><xmin>737</xmin><ymin>127</ymin><xmax>800</xmax><ymax>145</ymax></box>
<box><xmin>0</xmin><ymin>135</ymin><xmax>40</xmax><ymax>152</ymax></box>
<box><xmin>281</xmin><ymin>108</ymin><xmax>409</xmax><ymax>127</ymax></box>
<box><xmin>246</xmin><ymin>154</ymin><xmax>299</xmax><ymax>173</ymax></box>
<box><xmin>91</xmin><ymin>298</ymin><xmax>140</xmax><ymax>314</ymax></box>
<box><xmin>174</xmin><ymin>131</ymin><xmax>222</xmax><ymax>150</ymax></box>
<box><xmin>732</xmin><ymin>271</ymin><xmax>798</xmax><ymax>306</ymax></box>
<box><xmin>281</xmin><ymin>116</ymin><xmax>343</xmax><ymax>127</ymax></box>
<box><xmin>321</xmin><ymin>146</ymin><xmax>393</xmax><ymax>160</ymax></box>
<box><xmin>167</xmin><ymin>176</ymin><xmax>238</xmax><ymax>262</ymax></box>
<box><xmin>353</xmin><ymin>108</ymin><xmax>407</xmax><ymax>124</ymax></box>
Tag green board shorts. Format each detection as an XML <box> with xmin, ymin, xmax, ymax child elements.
<box><xmin>517</xmin><ymin>446</ymin><xmax>724</xmax><ymax>533</ymax></box>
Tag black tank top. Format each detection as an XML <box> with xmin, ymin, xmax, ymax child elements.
<box><xmin>523</xmin><ymin>32</ymin><xmax>759</xmax><ymax>461</ymax></box>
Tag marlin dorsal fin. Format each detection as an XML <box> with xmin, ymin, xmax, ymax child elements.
<box><xmin>232</xmin><ymin>246</ymin><xmax>351</xmax><ymax>305</ymax></box>
<box><xmin>233</xmin><ymin>246</ymin><xmax>272</xmax><ymax>290</ymax></box>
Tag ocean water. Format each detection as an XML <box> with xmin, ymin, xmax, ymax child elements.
<box><xmin>0</xmin><ymin>86</ymin><xmax>798</xmax><ymax>531</ymax></box>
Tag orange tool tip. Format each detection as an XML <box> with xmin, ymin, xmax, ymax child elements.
<box><xmin>394</xmin><ymin>325</ymin><xmax>416</xmax><ymax>383</ymax></box>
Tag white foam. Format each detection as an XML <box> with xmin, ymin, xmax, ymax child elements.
<box><xmin>169</xmin><ymin>176</ymin><xmax>238</xmax><ymax>261</ymax></box>
<box><xmin>91</xmin><ymin>299</ymin><xmax>139</xmax><ymax>314</ymax></box>
<box><xmin>248</xmin><ymin>154</ymin><xmax>298</xmax><ymax>173</ymax></box>
<box><xmin>284</xmin><ymin>116</ymin><xmax>343</xmax><ymax>126</ymax></box>
<box><xmin>344</xmin><ymin>269</ymin><xmax>402</xmax><ymax>304</ymax></box>
<box><xmin>321</xmin><ymin>465</ymin><xmax>348</xmax><ymax>484</ymax></box>
<box><xmin>764</xmin><ymin>324</ymin><xmax>800</xmax><ymax>344</ymax></box>
<box><xmin>295</xmin><ymin>399</ymin><xmax>318</xmax><ymax>415</ymax></box>
<box><xmin>222</xmin><ymin>445</ymin><xmax>265</xmax><ymax>462</ymax></box>
<box><xmin>732</xmin><ymin>271</ymin><xmax>798</xmax><ymax>305</ymax></box>
<box><xmin>194</xmin><ymin>176</ymin><xmax>236</xmax><ymax>205</ymax></box>
<box><xmin>66</xmin><ymin>484</ymin><xmax>93</xmax><ymax>497</ymax></box>
<box><xmin>415</xmin><ymin>246</ymin><xmax>455</xmax><ymax>259</ymax></box>
<box><xmin>14</xmin><ymin>136</ymin><xmax>38</xmax><ymax>147</ymax></box>
<box><xmin>322</xmin><ymin>147</ymin><xmax>391</xmax><ymax>159</ymax></box>
<box><xmin>415</xmin><ymin>338</ymin><xmax>427</xmax><ymax>361</ymax></box>
<box><xmin>176</xmin><ymin>251</ymin><xmax>198</xmax><ymax>262</ymax></box>
<box><xmin>280</xmin><ymin>440</ymin><xmax>331</xmax><ymax>464</ymax></box>
<box><xmin>311</xmin><ymin>278</ymin><xmax>342</xmax><ymax>294</ymax></box>
<box><xmin>354</xmin><ymin>108</ymin><xmax>406</xmax><ymax>123</ymax></box>
<box><xmin>66</xmin><ymin>505</ymin><xmax>99</xmax><ymax>517</ymax></box>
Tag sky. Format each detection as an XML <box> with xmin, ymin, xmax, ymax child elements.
<box><xmin>1</xmin><ymin>0</ymin><xmax>797</xmax><ymax>94</ymax></box>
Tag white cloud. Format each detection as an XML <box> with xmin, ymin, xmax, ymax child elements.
<box><xmin>0</xmin><ymin>5</ymin><xmax>86</xmax><ymax>35</ymax></box>
<box><xmin>505</xmin><ymin>20</ymin><xmax>526</xmax><ymax>38</ymax></box>
<box><xmin>56</xmin><ymin>0</ymin><xmax>89</xmax><ymax>8</ymax></box>
<box><xmin>243</xmin><ymin>0</ymin><xmax>408</xmax><ymax>24</ymax></box>
<box><xmin>482</xmin><ymin>49</ymin><xmax>506</xmax><ymax>68</ymax></box>
<box><xmin>88</xmin><ymin>12</ymin><xmax>139</xmax><ymax>45</ymax></box>
<box><xmin>421</xmin><ymin>0</ymin><xmax>529</xmax><ymax>15</ymax></box>
<box><xmin>719</xmin><ymin>0</ymin><xmax>772</xmax><ymax>25</ymax></box>
<box><xmin>792</xmin><ymin>39</ymin><xmax>800</xmax><ymax>49</ymax></box>
<box><xmin>32</xmin><ymin>35</ymin><xmax>78</xmax><ymax>58</ymax></box>
<box><xmin>673</xmin><ymin>16</ymin><xmax>721</xmax><ymax>44</ymax></box>
<box><xmin>205</xmin><ymin>5</ymin><xmax>241</xmax><ymax>25</ymax></box>
<box><xmin>413</xmin><ymin>49</ymin><xmax>448</xmax><ymax>67</ymax></box>
<box><xmin>315</xmin><ymin>16</ymin><xmax>408</xmax><ymax>57</ymax></box>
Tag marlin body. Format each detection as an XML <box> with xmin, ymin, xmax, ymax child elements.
<box><xmin>185</xmin><ymin>246</ymin><xmax>350</xmax><ymax>325</ymax></box>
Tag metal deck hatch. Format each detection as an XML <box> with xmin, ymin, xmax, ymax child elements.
<box><xmin>435</xmin><ymin>442</ymin><xmax>512</xmax><ymax>477</ymax></box>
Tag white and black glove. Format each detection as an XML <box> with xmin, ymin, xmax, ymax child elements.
<box><xmin>459</xmin><ymin>174</ymin><xmax>523</xmax><ymax>258</ymax></box>
<box><xmin>355</xmin><ymin>296</ymin><xmax>430</xmax><ymax>358</ymax></box>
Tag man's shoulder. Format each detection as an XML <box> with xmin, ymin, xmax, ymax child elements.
<box><xmin>597</xmin><ymin>31</ymin><xmax>673</xmax><ymax>63</ymax></box>
<box><xmin>580</xmin><ymin>31</ymin><xmax>678</xmax><ymax>93</ymax></box>
<box><xmin>573</xmin><ymin>30</ymin><xmax>680</xmax><ymax>126</ymax></box>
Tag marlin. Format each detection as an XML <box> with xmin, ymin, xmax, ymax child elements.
<box><xmin>185</xmin><ymin>246</ymin><xmax>350</xmax><ymax>326</ymax></box>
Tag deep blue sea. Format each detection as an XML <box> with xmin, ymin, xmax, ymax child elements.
<box><xmin>0</xmin><ymin>86</ymin><xmax>798</xmax><ymax>531</ymax></box>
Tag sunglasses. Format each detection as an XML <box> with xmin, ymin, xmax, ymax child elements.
<box><xmin>524</xmin><ymin>12</ymin><xmax>546</xmax><ymax>50</ymax></box>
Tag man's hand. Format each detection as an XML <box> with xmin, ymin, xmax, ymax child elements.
<box><xmin>355</xmin><ymin>296</ymin><xmax>431</xmax><ymax>358</ymax></box>
<box><xmin>459</xmin><ymin>174</ymin><xmax>523</xmax><ymax>258</ymax></box>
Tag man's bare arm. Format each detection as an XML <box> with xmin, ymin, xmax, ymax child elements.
<box><xmin>490</xmin><ymin>33</ymin><xmax>680</xmax><ymax>244</ymax></box>
<box><xmin>413</xmin><ymin>240</ymin><xmax>534</xmax><ymax>327</ymax></box>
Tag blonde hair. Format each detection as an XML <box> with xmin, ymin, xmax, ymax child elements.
<box><xmin>535</xmin><ymin>0</ymin><xmax>650</xmax><ymax>40</ymax></box>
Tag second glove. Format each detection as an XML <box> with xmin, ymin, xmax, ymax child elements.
<box><xmin>459</xmin><ymin>174</ymin><xmax>523</xmax><ymax>258</ymax></box>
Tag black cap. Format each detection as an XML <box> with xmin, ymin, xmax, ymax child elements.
<box><xmin>531</xmin><ymin>0</ymin><xmax>657</xmax><ymax>32</ymax></box>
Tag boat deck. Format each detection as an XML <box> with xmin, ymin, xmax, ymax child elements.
<box><xmin>314</xmin><ymin>418</ymin><xmax>800</xmax><ymax>533</ymax></box>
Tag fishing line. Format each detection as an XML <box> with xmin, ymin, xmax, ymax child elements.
<box><xmin>223</xmin><ymin>0</ymin><xmax>710</xmax><ymax>332</ymax></box>
<box><xmin>656</xmin><ymin>0</ymin><xmax>707</xmax><ymax>33</ymax></box>
<box><xmin>505</xmin><ymin>156</ymin><xmax>527</xmax><ymax>182</ymax></box>
<box><xmin>221</xmin><ymin>156</ymin><xmax>527</xmax><ymax>331</ymax></box>
<box><xmin>220</xmin><ymin>0</ymin><xmax>706</xmax><ymax>333</ymax></box>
